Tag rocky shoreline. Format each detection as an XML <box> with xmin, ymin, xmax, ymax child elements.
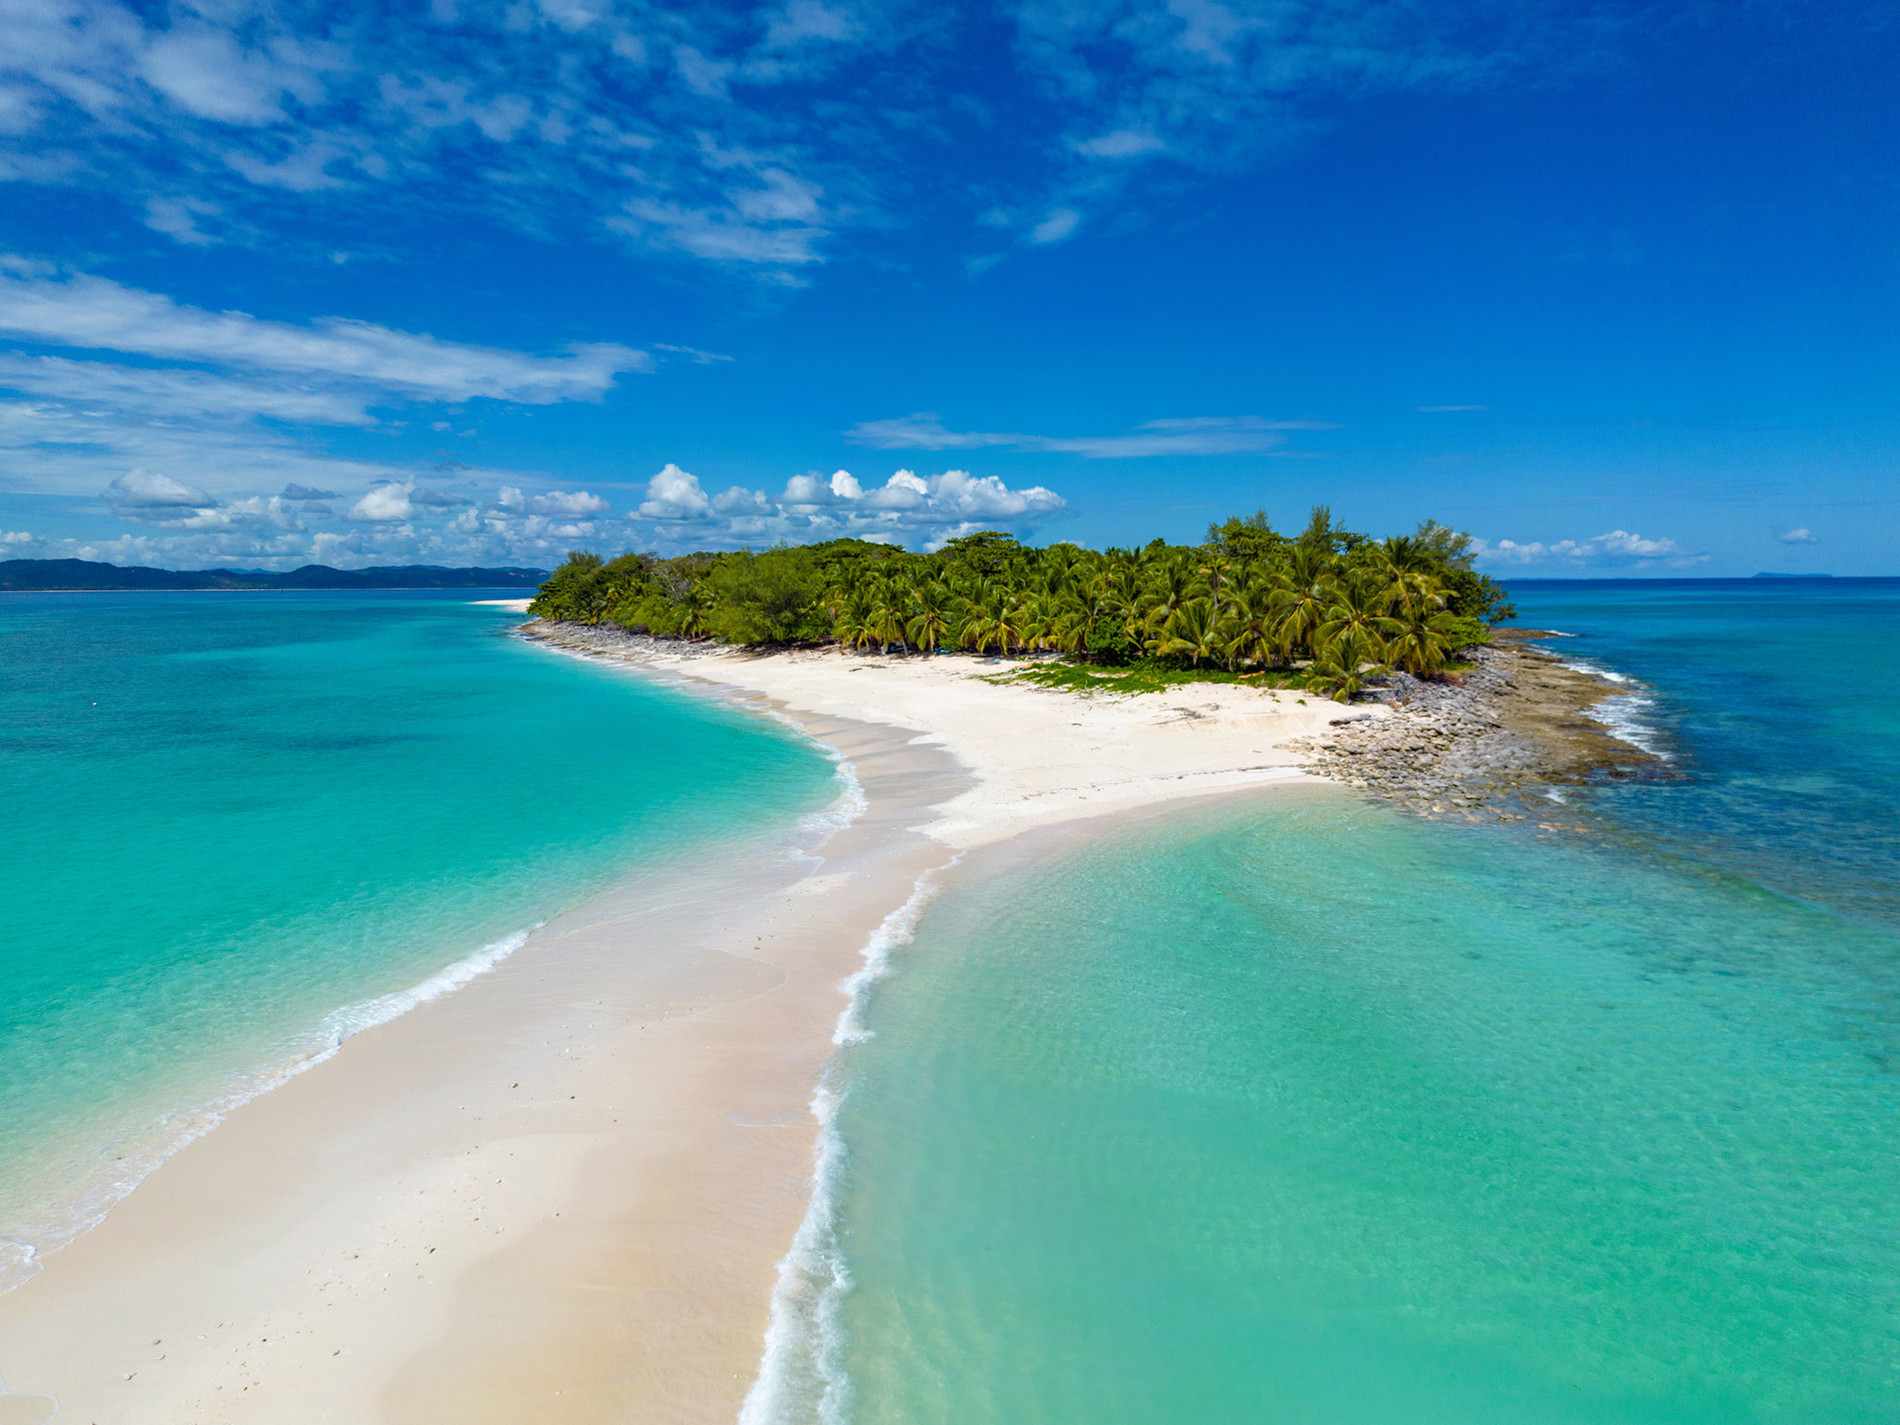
<box><xmin>1289</xmin><ymin>630</ymin><xmax>1666</xmax><ymax>823</ymax></box>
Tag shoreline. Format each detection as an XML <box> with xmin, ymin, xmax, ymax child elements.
<box><xmin>522</xmin><ymin>620</ymin><xmax>1653</xmax><ymax>830</ymax></box>
<box><xmin>0</xmin><ymin>609</ymin><xmax>1351</xmax><ymax>1424</ymax></box>
<box><xmin>0</xmin><ymin>701</ymin><xmax>970</xmax><ymax>1423</ymax></box>
<box><xmin>0</xmin><ymin>613</ymin><xmax>1640</xmax><ymax>1421</ymax></box>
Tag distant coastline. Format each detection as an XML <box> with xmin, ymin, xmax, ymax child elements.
<box><xmin>0</xmin><ymin>557</ymin><xmax>548</xmax><ymax>592</ymax></box>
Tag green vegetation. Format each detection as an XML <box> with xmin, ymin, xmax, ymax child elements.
<box><xmin>528</xmin><ymin>507</ymin><xmax>1511</xmax><ymax>701</ymax></box>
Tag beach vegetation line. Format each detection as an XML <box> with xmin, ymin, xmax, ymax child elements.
<box><xmin>528</xmin><ymin>507</ymin><xmax>1511</xmax><ymax>700</ymax></box>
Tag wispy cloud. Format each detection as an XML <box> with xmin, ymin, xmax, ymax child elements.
<box><xmin>1028</xmin><ymin>207</ymin><xmax>1082</xmax><ymax>245</ymax></box>
<box><xmin>0</xmin><ymin>262</ymin><xmax>648</xmax><ymax>404</ymax></box>
<box><xmin>1416</xmin><ymin>403</ymin><xmax>1488</xmax><ymax>413</ymax></box>
<box><xmin>847</xmin><ymin>412</ymin><xmax>1333</xmax><ymax>458</ymax></box>
<box><xmin>1777</xmin><ymin>527</ymin><xmax>1818</xmax><ymax>545</ymax></box>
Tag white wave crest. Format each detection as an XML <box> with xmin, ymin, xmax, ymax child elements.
<box><xmin>791</xmin><ymin>743</ymin><xmax>869</xmax><ymax>860</ymax></box>
<box><xmin>738</xmin><ymin>861</ymin><xmax>958</xmax><ymax>1425</ymax></box>
<box><xmin>0</xmin><ymin>926</ymin><xmax>533</xmax><ymax>1296</ymax></box>
<box><xmin>1587</xmin><ymin>692</ymin><xmax>1673</xmax><ymax>760</ymax></box>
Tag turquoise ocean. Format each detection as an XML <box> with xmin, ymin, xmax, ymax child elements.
<box><xmin>748</xmin><ymin>579</ymin><xmax>1900</xmax><ymax>1425</ymax></box>
<box><xmin>0</xmin><ymin>592</ymin><xmax>839</xmax><ymax>1289</ymax></box>
<box><xmin>5</xmin><ymin>582</ymin><xmax>1898</xmax><ymax>1423</ymax></box>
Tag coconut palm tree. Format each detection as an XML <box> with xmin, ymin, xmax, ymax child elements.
<box><xmin>904</xmin><ymin>579</ymin><xmax>954</xmax><ymax>654</ymax></box>
<box><xmin>1154</xmin><ymin>598</ymin><xmax>1224</xmax><ymax>668</ymax></box>
<box><xmin>1314</xmin><ymin>576</ymin><xmax>1399</xmax><ymax>663</ymax></box>
<box><xmin>834</xmin><ymin>588</ymin><xmax>881</xmax><ymax>651</ymax></box>
<box><xmin>958</xmin><ymin>584</ymin><xmax>1024</xmax><ymax>655</ymax></box>
<box><xmin>1221</xmin><ymin>578</ymin><xmax>1281</xmax><ymax>671</ymax></box>
<box><xmin>1306</xmin><ymin>646</ymin><xmax>1374</xmax><ymax>703</ymax></box>
<box><xmin>1269</xmin><ymin>567</ymin><xmax>1333</xmax><ymax>661</ymax></box>
<box><xmin>1384</xmin><ymin>608</ymin><xmax>1464</xmax><ymax>675</ymax></box>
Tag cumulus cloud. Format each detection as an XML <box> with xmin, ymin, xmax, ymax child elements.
<box><xmin>350</xmin><ymin>481</ymin><xmax>414</xmax><ymax>522</ymax></box>
<box><xmin>107</xmin><ymin>469</ymin><xmax>210</xmax><ymax>508</ymax></box>
<box><xmin>2</xmin><ymin>528</ymin><xmax>35</xmax><ymax>545</ymax></box>
<box><xmin>638</xmin><ymin>462</ymin><xmax>715</xmax><ymax>519</ymax></box>
<box><xmin>848</xmin><ymin>412</ymin><xmax>1332</xmax><ymax>458</ymax></box>
<box><xmin>1778</xmin><ymin>527</ymin><xmax>1818</xmax><ymax>544</ymax></box>
<box><xmin>626</xmin><ymin>462</ymin><xmax>1065</xmax><ymax>550</ymax></box>
<box><xmin>531</xmin><ymin>488</ymin><xmax>608</xmax><ymax>515</ymax></box>
<box><xmin>1475</xmin><ymin>529</ymin><xmax>1696</xmax><ymax>567</ymax></box>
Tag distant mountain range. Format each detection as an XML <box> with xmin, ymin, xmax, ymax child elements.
<box><xmin>0</xmin><ymin>559</ymin><xmax>549</xmax><ymax>592</ymax></box>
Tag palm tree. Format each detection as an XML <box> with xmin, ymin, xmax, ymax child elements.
<box><xmin>1154</xmin><ymin>597</ymin><xmax>1224</xmax><ymax>667</ymax></box>
<box><xmin>834</xmin><ymin>589</ymin><xmax>880</xmax><ymax>651</ymax></box>
<box><xmin>1384</xmin><ymin>608</ymin><xmax>1464</xmax><ymax>675</ymax></box>
<box><xmin>904</xmin><ymin>580</ymin><xmax>954</xmax><ymax>654</ymax></box>
<box><xmin>1049</xmin><ymin>595</ymin><xmax>1094</xmax><ymax>656</ymax></box>
<box><xmin>1221</xmin><ymin>578</ymin><xmax>1280</xmax><ymax>671</ymax></box>
<box><xmin>1269</xmin><ymin>568</ymin><xmax>1333</xmax><ymax>661</ymax></box>
<box><xmin>958</xmin><ymin>584</ymin><xmax>1024</xmax><ymax>655</ymax></box>
<box><xmin>1140</xmin><ymin>555</ymin><xmax>1204</xmax><ymax>647</ymax></box>
<box><xmin>1314</xmin><ymin>576</ymin><xmax>1399</xmax><ymax>664</ymax></box>
<box><xmin>1307</xmin><ymin>646</ymin><xmax>1373</xmax><ymax>703</ymax></box>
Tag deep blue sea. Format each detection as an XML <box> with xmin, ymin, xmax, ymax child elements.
<box><xmin>752</xmin><ymin>579</ymin><xmax>1900</xmax><ymax>1425</ymax></box>
<box><xmin>0</xmin><ymin>592</ymin><xmax>837</xmax><ymax>1289</ymax></box>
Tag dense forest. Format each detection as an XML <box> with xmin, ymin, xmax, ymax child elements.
<box><xmin>528</xmin><ymin>507</ymin><xmax>1512</xmax><ymax>700</ymax></box>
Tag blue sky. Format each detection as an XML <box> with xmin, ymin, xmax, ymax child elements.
<box><xmin>0</xmin><ymin>0</ymin><xmax>1893</xmax><ymax>574</ymax></box>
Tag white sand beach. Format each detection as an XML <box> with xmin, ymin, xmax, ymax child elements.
<box><xmin>537</xmin><ymin>629</ymin><xmax>1366</xmax><ymax>848</ymax></box>
<box><xmin>0</xmin><ymin>627</ymin><xmax>1364</xmax><ymax>1424</ymax></box>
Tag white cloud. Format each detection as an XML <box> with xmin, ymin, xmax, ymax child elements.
<box><xmin>1029</xmin><ymin>208</ymin><xmax>1081</xmax><ymax>245</ymax></box>
<box><xmin>614</xmin><ymin>462</ymin><xmax>1067</xmax><ymax>552</ymax></box>
<box><xmin>929</xmin><ymin>469</ymin><xmax>1064</xmax><ymax>518</ymax></box>
<box><xmin>351</xmin><ymin>482</ymin><xmax>414</xmax><ymax>522</ymax></box>
<box><xmin>3</xmin><ymin>528</ymin><xmax>36</xmax><ymax>544</ymax></box>
<box><xmin>139</xmin><ymin>26</ymin><xmax>299</xmax><ymax>126</ymax></box>
<box><xmin>654</xmin><ymin>342</ymin><xmax>735</xmax><ymax>365</ymax></box>
<box><xmin>638</xmin><ymin>462</ymin><xmax>715</xmax><ymax>519</ymax></box>
<box><xmin>847</xmin><ymin>412</ymin><xmax>1331</xmax><ymax>458</ymax></box>
<box><xmin>1778</xmin><ymin>527</ymin><xmax>1818</xmax><ymax>545</ymax></box>
<box><xmin>531</xmin><ymin>488</ymin><xmax>608</xmax><ymax>515</ymax></box>
<box><xmin>0</xmin><ymin>354</ymin><xmax>375</xmax><ymax>426</ymax></box>
<box><xmin>1073</xmin><ymin>129</ymin><xmax>1165</xmax><ymax>159</ymax></box>
<box><xmin>863</xmin><ymin>468</ymin><xmax>928</xmax><ymax>509</ymax></box>
<box><xmin>107</xmin><ymin>469</ymin><xmax>210</xmax><ymax>508</ymax></box>
<box><xmin>0</xmin><ymin>264</ymin><xmax>649</xmax><ymax>404</ymax></box>
<box><xmin>1475</xmin><ymin>529</ymin><xmax>1695</xmax><ymax>567</ymax></box>
<box><xmin>613</xmin><ymin>199</ymin><xmax>826</xmax><ymax>267</ymax></box>
<box><xmin>781</xmin><ymin>472</ymin><xmax>826</xmax><ymax>505</ymax></box>
<box><xmin>762</xmin><ymin>0</ymin><xmax>858</xmax><ymax>48</ymax></box>
<box><xmin>225</xmin><ymin>141</ymin><xmax>349</xmax><ymax>192</ymax></box>
<box><xmin>674</xmin><ymin>45</ymin><xmax>734</xmax><ymax>98</ymax></box>
<box><xmin>1416</xmin><ymin>403</ymin><xmax>1488</xmax><ymax>414</ymax></box>
<box><xmin>144</xmin><ymin>196</ymin><xmax>220</xmax><ymax>246</ymax></box>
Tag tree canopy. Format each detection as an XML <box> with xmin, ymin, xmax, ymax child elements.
<box><xmin>528</xmin><ymin>509</ymin><xmax>1513</xmax><ymax>701</ymax></box>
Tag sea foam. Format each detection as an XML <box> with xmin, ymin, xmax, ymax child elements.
<box><xmin>1551</xmin><ymin>652</ymin><xmax>1673</xmax><ymax>761</ymax></box>
<box><xmin>0</xmin><ymin>926</ymin><xmax>533</xmax><ymax>1295</ymax></box>
<box><xmin>738</xmin><ymin>861</ymin><xmax>958</xmax><ymax>1425</ymax></box>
